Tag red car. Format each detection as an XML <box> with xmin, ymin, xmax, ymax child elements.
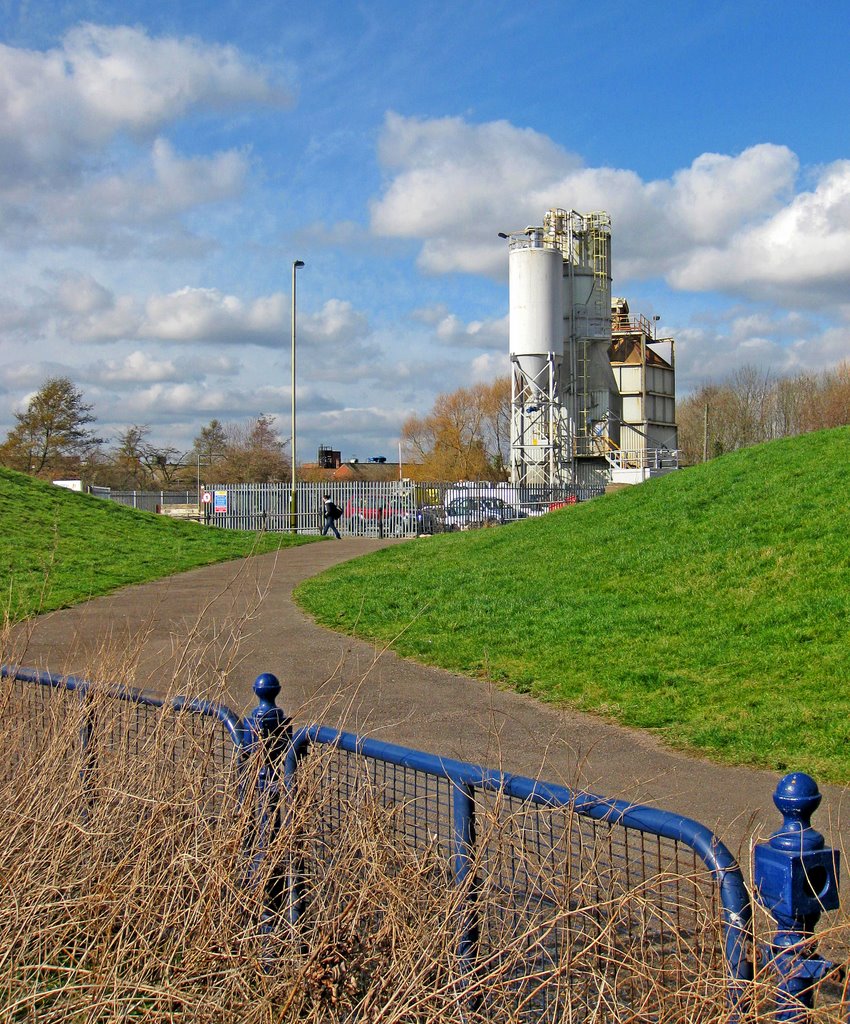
<box><xmin>344</xmin><ymin>495</ymin><xmax>395</xmax><ymax>534</ymax></box>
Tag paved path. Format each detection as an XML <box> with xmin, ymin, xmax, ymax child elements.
<box><xmin>8</xmin><ymin>536</ymin><xmax>848</xmax><ymax>864</ymax></box>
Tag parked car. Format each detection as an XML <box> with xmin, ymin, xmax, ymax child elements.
<box><xmin>443</xmin><ymin>496</ymin><xmax>527</xmax><ymax>529</ymax></box>
<box><xmin>547</xmin><ymin>495</ymin><xmax>578</xmax><ymax>511</ymax></box>
<box><xmin>384</xmin><ymin>500</ymin><xmax>454</xmax><ymax>536</ymax></box>
<box><xmin>344</xmin><ymin>494</ymin><xmax>392</xmax><ymax>535</ymax></box>
<box><xmin>344</xmin><ymin>495</ymin><xmax>441</xmax><ymax>536</ymax></box>
<box><xmin>416</xmin><ymin>505</ymin><xmax>451</xmax><ymax>534</ymax></box>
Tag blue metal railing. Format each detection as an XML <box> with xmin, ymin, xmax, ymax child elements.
<box><xmin>284</xmin><ymin>719</ymin><xmax>752</xmax><ymax>1019</ymax></box>
<box><xmin>3</xmin><ymin>664</ymin><xmax>243</xmax><ymax>743</ymax></box>
<box><xmin>2</xmin><ymin>665</ymin><xmax>842</xmax><ymax>1021</ymax></box>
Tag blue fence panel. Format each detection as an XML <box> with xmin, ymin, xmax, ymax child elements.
<box><xmin>0</xmin><ymin>665</ymin><xmax>243</xmax><ymax>818</ymax></box>
<box><xmin>284</xmin><ymin>720</ymin><xmax>752</xmax><ymax>1021</ymax></box>
<box><xmin>18</xmin><ymin>666</ymin><xmax>844</xmax><ymax>1019</ymax></box>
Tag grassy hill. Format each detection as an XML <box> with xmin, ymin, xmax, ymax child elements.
<box><xmin>297</xmin><ymin>427</ymin><xmax>850</xmax><ymax>781</ymax></box>
<box><xmin>1</xmin><ymin>467</ymin><xmax>317</xmax><ymax>623</ymax></box>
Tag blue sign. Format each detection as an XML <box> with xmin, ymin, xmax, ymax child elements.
<box><xmin>214</xmin><ymin>489</ymin><xmax>228</xmax><ymax>514</ymax></box>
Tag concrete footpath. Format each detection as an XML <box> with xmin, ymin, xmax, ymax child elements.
<box><xmin>7</xmin><ymin>536</ymin><xmax>848</xmax><ymax>863</ymax></box>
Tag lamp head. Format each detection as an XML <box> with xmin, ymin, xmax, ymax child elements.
<box><xmin>293</xmin><ymin>259</ymin><xmax>305</xmax><ymax>269</ymax></box>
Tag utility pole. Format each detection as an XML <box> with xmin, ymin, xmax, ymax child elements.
<box><xmin>290</xmin><ymin>259</ymin><xmax>305</xmax><ymax>533</ymax></box>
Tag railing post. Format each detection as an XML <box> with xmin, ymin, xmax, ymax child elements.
<box><xmin>451</xmin><ymin>782</ymin><xmax>480</xmax><ymax>994</ymax></box>
<box><xmin>79</xmin><ymin>689</ymin><xmax>97</xmax><ymax>819</ymax></box>
<box><xmin>753</xmin><ymin>773</ymin><xmax>840</xmax><ymax>1022</ymax></box>
<box><xmin>242</xmin><ymin>673</ymin><xmax>292</xmax><ymax>941</ymax></box>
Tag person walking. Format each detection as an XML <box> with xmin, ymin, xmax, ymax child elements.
<box><xmin>322</xmin><ymin>493</ymin><xmax>342</xmax><ymax>539</ymax></box>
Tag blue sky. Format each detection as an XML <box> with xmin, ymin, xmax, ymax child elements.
<box><xmin>1</xmin><ymin>0</ymin><xmax>848</xmax><ymax>462</ymax></box>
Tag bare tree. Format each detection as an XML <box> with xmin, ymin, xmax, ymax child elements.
<box><xmin>678</xmin><ymin>361</ymin><xmax>850</xmax><ymax>463</ymax></box>
<box><xmin>401</xmin><ymin>378</ymin><xmax>510</xmax><ymax>481</ymax></box>
<box><xmin>100</xmin><ymin>426</ymin><xmax>188</xmax><ymax>488</ymax></box>
<box><xmin>223</xmin><ymin>414</ymin><xmax>290</xmax><ymax>483</ymax></box>
<box><xmin>191</xmin><ymin>415</ymin><xmax>290</xmax><ymax>484</ymax></box>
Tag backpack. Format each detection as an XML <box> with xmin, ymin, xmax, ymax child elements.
<box><xmin>329</xmin><ymin>501</ymin><xmax>343</xmax><ymax>520</ymax></box>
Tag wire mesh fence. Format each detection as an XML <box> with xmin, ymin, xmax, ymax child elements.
<box><xmin>285</xmin><ymin>728</ymin><xmax>745</xmax><ymax>1021</ymax></box>
<box><xmin>1</xmin><ymin>668</ymin><xmax>242</xmax><ymax>816</ymax></box>
<box><xmin>3</xmin><ymin>665</ymin><xmax>761</xmax><ymax>1021</ymax></box>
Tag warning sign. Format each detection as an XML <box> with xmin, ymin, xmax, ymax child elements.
<box><xmin>201</xmin><ymin>491</ymin><xmax>212</xmax><ymax>504</ymax></box>
<box><xmin>213</xmin><ymin>490</ymin><xmax>228</xmax><ymax>514</ymax></box>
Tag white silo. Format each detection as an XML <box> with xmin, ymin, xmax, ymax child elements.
<box><xmin>506</xmin><ymin>229</ymin><xmax>566</xmax><ymax>487</ymax></box>
<box><xmin>509</xmin><ymin>229</ymin><xmax>563</xmax><ymax>378</ymax></box>
<box><xmin>504</xmin><ymin>209</ymin><xmax>621</xmax><ymax>490</ymax></box>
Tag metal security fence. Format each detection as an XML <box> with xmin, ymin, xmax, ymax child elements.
<box><xmin>101</xmin><ymin>489</ymin><xmax>196</xmax><ymax>513</ymax></box>
<box><xmin>91</xmin><ymin>481</ymin><xmax>606</xmax><ymax>534</ymax></box>
<box><xmin>200</xmin><ymin>480</ymin><xmax>607</xmax><ymax>536</ymax></box>
<box><xmin>3</xmin><ymin>666</ymin><xmax>840</xmax><ymax>1020</ymax></box>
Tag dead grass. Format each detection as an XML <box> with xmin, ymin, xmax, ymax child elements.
<box><xmin>1</xmin><ymin>596</ymin><xmax>848</xmax><ymax>1022</ymax></box>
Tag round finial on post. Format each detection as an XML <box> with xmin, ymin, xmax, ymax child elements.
<box><xmin>253</xmin><ymin>672</ymin><xmax>281</xmax><ymax>708</ymax></box>
<box><xmin>770</xmin><ymin>772</ymin><xmax>825</xmax><ymax>853</ymax></box>
<box><xmin>244</xmin><ymin>672</ymin><xmax>291</xmax><ymax>762</ymax></box>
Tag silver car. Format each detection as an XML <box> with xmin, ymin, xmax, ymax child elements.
<box><xmin>443</xmin><ymin>496</ymin><xmax>527</xmax><ymax>529</ymax></box>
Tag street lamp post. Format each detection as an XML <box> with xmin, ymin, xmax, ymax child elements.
<box><xmin>290</xmin><ymin>259</ymin><xmax>305</xmax><ymax>533</ymax></box>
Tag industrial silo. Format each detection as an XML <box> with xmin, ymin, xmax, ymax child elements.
<box><xmin>556</xmin><ymin>210</ymin><xmax>622</xmax><ymax>469</ymax></box>
<box><xmin>506</xmin><ymin>228</ymin><xmax>566</xmax><ymax>487</ymax></box>
<box><xmin>503</xmin><ymin>209</ymin><xmax>622</xmax><ymax>489</ymax></box>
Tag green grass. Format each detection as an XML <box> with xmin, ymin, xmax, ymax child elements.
<box><xmin>1</xmin><ymin>467</ymin><xmax>319</xmax><ymax>623</ymax></box>
<box><xmin>297</xmin><ymin>427</ymin><xmax>850</xmax><ymax>782</ymax></box>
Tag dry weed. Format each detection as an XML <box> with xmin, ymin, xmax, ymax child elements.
<box><xmin>1</xmin><ymin>599</ymin><xmax>848</xmax><ymax>1022</ymax></box>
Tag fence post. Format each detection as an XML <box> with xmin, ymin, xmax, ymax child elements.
<box><xmin>243</xmin><ymin>672</ymin><xmax>292</xmax><ymax>939</ymax></box>
<box><xmin>753</xmin><ymin>773</ymin><xmax>840</xmax><ymax>1022</ymax></box>
<box><xmin>451</xmin><ymin>781</ymin><xmax>480</xmax><ymax>998</ymax></box>
<box><xmin>78</xmin><ymin>686</ymin><xmax>97</xmax><ymax>820</ymax></box>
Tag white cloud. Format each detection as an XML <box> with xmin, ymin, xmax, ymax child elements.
<box><xmin>139</xmin><ymin>287</ymin><xmax>285</xmax><ymax>345</ymax></box>
<box><xmin>369</xmin><ymin>113</ymin><xmax>850</xmax><ymax>310</ymax></box>
<box><xmin>3</xmin><ymin>140</ymin><xmax>250</xmax><ymax>253</ymax></box>
<box><xmin>471</xmin><ymin>351</ymin><xmax>509</xmax><ymax>381</ymax></box>
<box><xmin>150</xmin><ymin>139</ymin><xmax>249</xmax><ymax>209</ymax></box>
<box><xmin>307</xmin><ymin>404</ymin><xmax>407</xmax><ymax>442</ymax></box>
<box><xmin>56</xmin><ymin>273</ymin><xmax>112</xmax><ymax>315</ymax></box>
<box><xmin>671</xmin><ymin>308</ymin><xmax>850</xmax><ymax>392</ymax></box>
<box><xmin>301</xmin><ymin>299</ymin><xmax>370</xmax><ymax>346</ymax></box>
<box><xmin>0</xmin><ymin>361</ymin><xmax>73</xmax><ymax>390</ymax></box>
<box><xmin>0</xmin><ymin>25</ymin><xmax>285</xmax><ymax>255</ymax></box>
<box><xmin>69</xmin><ymin>292</ymin><xmax>142</xmax><ymax>342</ymax></box>
<box><xmin>434</xmin><ymin>312</ymin><xmax>508</xmax><ymax>351</ymax></box>
<box><xmin>3</xmin><ymin>273</ymin><xmax>379</xmax><ymax>364</ymax></box>
<box><xmin>123</xmin><ymin>382</ymin><xmax>232</xmax><ymax>417</ymax></box>
<box><xmin>660</xmin><ymin>148</ymin><xmax>797</xmax><ymax>245</ymax></box>
<box><xmin>671</xmin><ymin>159</ymin><xmax>850</xmax><ymax>303</ymax></box>
<box><xmin>0</xmin><ymin>24</ymin><xmax>289</xmax><ymax>180</ymax></box>
<box><xmin>371</xmin><ymin>113</ymin><xmax>577</xmax><ymax>276</ymax></box>
<box><xmin>94</xmin><ymin>350</ymin><xmax>179</xmax><ymax>384</ymax></box>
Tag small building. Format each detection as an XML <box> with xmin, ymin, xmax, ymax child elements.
<box><xmin>317</xmin><ymin>445</ymin><xmax>341</xmax><ymax>469</ymax></box>
<box><xmin>608</xmin><ymin>298</ymin><xmax>678</xmax><ymax>476</ymax></box>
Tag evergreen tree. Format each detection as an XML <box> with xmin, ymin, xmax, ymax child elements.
<box><xmin>0</xmin><ymin>377</ymin><xmax>103</xmax><ymax>476</ymax></box>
